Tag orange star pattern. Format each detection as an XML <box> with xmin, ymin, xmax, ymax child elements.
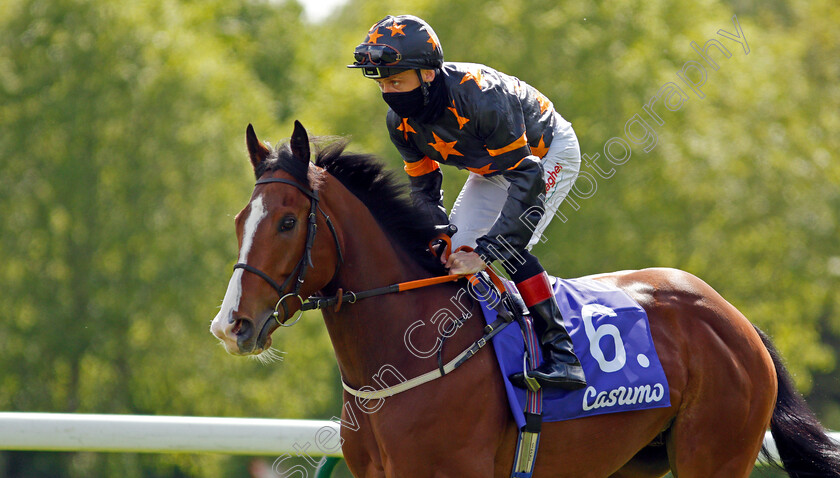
<box><xmin>507</xmin><ymin>157</ymin><xmax>527</xmax><ymax>171</ymax></box>
<box><xmin>386</xmin><ymin>23</ymin><xmax>406</xmax><ymax>36</ymax></box>
<box><xmin>531</xmin><ymin>136</ymin><xmax>549</xmax><ymax>158</ymax></box>
<box><xmin>536</xmin><ymin>93</ymin><xmax>552</xmax><ymax>113</ymax></box>
<box><xmin>397</xmin><ymin>118</ymin><xmax>416</xmax><ymax>141</ymax></box>
<box><xmin>466</xmin><ymin>163</ymin><xmax>498</xmax><ymax>175</ymax></box>
<box><xmin>426</xmin><ymin>31</ymin><xmax>439</xmax><ymax>50</ymax></box>
<box><xmin>447</xmin><ymin>102</ymin><xmax>470</xmax><ymax>130</ymax></box>
<box><xmin>460</xmin><ymin>68</ymin><xmax>484</xmax><ymax>89</ymax></box>
<box><xmin>367</xmin><ymin>29</ymin><xmax>383</xmax><ymax>44</ymax></box>
<box><xmin>428</xmin><ymin>132</ymin><xmax>463</xmax><ymax>161</ymax></box>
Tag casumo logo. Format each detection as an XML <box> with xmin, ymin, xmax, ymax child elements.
<box><xmin>582</xmin><ymin>383</ymin><xmax>666</xmax><ymax>411</ymax></box>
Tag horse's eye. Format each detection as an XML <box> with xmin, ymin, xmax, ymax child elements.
<box><xmin>279</xmin><ymin>216</ymin><xmax>296</xmax><ymax>232</ymax></box>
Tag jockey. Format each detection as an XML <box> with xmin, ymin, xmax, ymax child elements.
<box><xmin>348</xmin><ymin>15</ymin><xmax>585</xmax><ymax>391</ymax></box>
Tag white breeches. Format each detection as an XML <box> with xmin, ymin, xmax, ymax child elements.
<box><xmin>449</xmin><ymin>122</ymin><xmax>581</xmax><ymax>251</ymax></box>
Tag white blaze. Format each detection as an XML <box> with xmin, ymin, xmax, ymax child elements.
<box><xmin>212</xmin><ymin>195</ymin><xmax>267</xmax><ymax>331</ymax></box>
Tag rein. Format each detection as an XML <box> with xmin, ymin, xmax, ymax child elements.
<box><xmin>302</xmin><ymin>273</ymin><xmax>465</xmax><ymax>312</ymax></box>
<box><xmin>303</xmin><ymin>230</ymin><xmax>507</xmax><ymax>311</ymax></box>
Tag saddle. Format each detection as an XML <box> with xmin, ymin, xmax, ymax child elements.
<box><xmin>428</xmin><ymin>228</ymin><xmax>671</xmax><ymax>477</ymax></box>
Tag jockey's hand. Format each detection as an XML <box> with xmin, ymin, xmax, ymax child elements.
<box><xmin>444</xmin><ymin>250</ymin><xmax>487</xmax><ymax>275</ymax></box>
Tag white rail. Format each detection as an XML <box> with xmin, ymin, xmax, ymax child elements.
<box><xmin>0</xmin><ymin>413</ymin><xmax>342</xmax><ymax>457</ymax></box>
<box><xmin>0</xmin><ymin>412</ymin><xmax>837</xmax><ymax>467</ymax></box>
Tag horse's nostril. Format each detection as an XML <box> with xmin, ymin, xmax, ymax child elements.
<box><xmin>233</xmin><ymin>318</ymin><xmax>253</xmax><ymax>338</ymax></box>
<box><xmin>234</xmin><ymin>317</ymin><xmax>257</xmax><ymax>353</ymax></box>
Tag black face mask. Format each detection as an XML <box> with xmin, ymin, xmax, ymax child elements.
<box><xmin>382</xmin><ymin>71</ymin><xmax>447</xmax><ymax>122</ymax></box>
<box><xmin>382</xmin><ymin>87</ymin><xmax>425</xmax><ymax>119</ymax></box>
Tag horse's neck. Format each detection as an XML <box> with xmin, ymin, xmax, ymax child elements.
<box><xmin>321</xmin><ymin>176</ymin><xmax>423</xmax><ymax>290</ymax></box>
<box><xmin>319</xmin><ymin>179</ymin><xmax>483</xmax><ymax>389</ymax></box>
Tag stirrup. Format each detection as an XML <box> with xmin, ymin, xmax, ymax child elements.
<box><xmin>526</xmin><ymin>362</ymin><xmax>587</xmax><ymax>390</ymax></box>
<box><xmin>520</xmin><ymin>354</ymin><xmax>541</xmax><ymax>392</ymax></box>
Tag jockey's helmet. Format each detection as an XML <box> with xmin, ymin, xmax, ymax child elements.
<box><xmin>348</xmin><ymin>15</ymin><xmax>443</xmax><ymax>79</ymax></box>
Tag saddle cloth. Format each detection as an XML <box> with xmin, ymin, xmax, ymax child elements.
<box><xmin>483</xmin><ymin>276</ymin><xmax>671</xmax><ymax>428</ymax></box>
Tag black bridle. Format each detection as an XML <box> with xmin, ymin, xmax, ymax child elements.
<box><xmin>231</xmin><ymin>177</ymin><xmax>507</xmax><ymax>329</ymax></box>
<box><xmin>233</xmin><ymin>177</ymin><xmax>343</xmax><ymax>326</ymax></box>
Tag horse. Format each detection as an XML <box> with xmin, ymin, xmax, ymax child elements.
<box><xmin>210</xmin><ymin>122</ymin><xmax>840</xmax><ymax>477</ymax></box>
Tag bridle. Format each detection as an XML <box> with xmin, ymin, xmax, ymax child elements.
<box><xmin>231</xmin><ymin>176</ymin><xmax>509</xmax><ymax>328</ymax></box>
<box><xmin>233</xmin><ymin>177</ymin><xmax>343</xmax><ymax>327</ymax></box>
<box><xmin>229</xmin><ymin>171</ymin><xmax>524</xmax><ymax>403</ymax></box>
<box><xmin>230</xmin><ymin>175</ymin><xmax>521</xmax><ymax>400</ymax></box>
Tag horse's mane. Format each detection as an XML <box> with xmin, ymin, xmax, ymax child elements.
<box><xmin>262</xmin><ymin>138</ymin><xmax>447</xmax><ymax>275</ymax></box>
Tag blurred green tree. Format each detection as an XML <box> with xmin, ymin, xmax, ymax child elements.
<box><xmin>0</xmin><ymin>0</ymin><xmax>339</xmax><ymax>476</ymax></box>
<box><xmin>0</xmin><ymin>0</ymin><xmax>836</xmax><ymax>476</ymax></box>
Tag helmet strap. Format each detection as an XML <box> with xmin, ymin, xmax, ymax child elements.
<box><xmin>416</xmin><ymin>69</ymin><xmax>430</xmax><ymax>106</ymax></box>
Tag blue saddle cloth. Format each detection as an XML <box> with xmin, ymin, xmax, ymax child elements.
<box><xmin>483</xmin><ymin>276</ymin><xmax>670</xmax><ymax>428</ymax></box>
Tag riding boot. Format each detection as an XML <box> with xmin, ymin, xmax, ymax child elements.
<box><xmin>509</xmin><ymin>273</ymin><xmax>587</xmax><ymax>391</ymax></box>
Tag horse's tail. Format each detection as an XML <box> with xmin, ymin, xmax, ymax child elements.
<box><xmin>754</xmin><ymin>325</ymin><xmax>840</xmax><ymax>477</ymax></box>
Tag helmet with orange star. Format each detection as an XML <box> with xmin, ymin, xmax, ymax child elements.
<box><xmin>348</xmin><ymin>15</ymin><xmax>443</xmax><ymax>79</ymax></box>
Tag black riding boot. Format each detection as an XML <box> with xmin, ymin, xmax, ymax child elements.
<box><xmin>510</xmin><ymin>296</ymin><xmax>587</xmax><ymax>391</ymax></box>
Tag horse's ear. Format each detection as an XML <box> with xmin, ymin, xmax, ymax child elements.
<box><xmin>290</xmin><ymin>120</ymin><xmax>310</xmax><ymax>163</ymax></box>
<box><xmin>246</xmin><ymin>124</ymin><xmax>271</xmax><ymax>170</ymax></box>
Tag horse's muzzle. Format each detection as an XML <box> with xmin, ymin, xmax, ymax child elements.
<box><xmin>211</xmin><ymin>312</ymin><xmax>270</xmax><ymax>356</ymax></box>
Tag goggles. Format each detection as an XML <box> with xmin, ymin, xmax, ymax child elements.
<box><xmin>353</xmin><ymin>44</ymin><xmax>402</xmax><ymax>66</ymax></box>
<box><xmin>359</xmin><ymin>66</ymin><xmax>408</xmax><ymax>79</ymax></box>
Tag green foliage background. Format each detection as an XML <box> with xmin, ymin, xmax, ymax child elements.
<box><xmin>0</xmin><ymin>0</ymin><xmax>836</xmax><ymax>476</ymax></box>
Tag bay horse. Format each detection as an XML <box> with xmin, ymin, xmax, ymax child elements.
<box><xmin>210</xmin><ymin>122</ymin><xmax>840</xmax><ymax>477</ymax></box>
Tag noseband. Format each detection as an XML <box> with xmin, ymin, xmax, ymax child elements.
<box><xmin>233</xmin><ymin>177</ymin><xmax>343</xmax><ymax>327</ymax></box>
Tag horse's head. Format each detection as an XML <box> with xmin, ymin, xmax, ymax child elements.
<box><xmin>210</xmin><ymin>122</ymin><xmax>341</xmax><ymax>356</ymax></box>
